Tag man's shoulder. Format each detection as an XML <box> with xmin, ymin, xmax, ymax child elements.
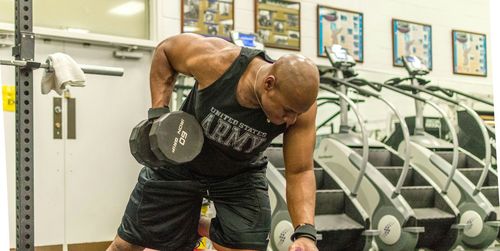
<box><xmin>189</xmin><ymin>45</ymin><xmax>241</xmax><ymax>88</ymax></box>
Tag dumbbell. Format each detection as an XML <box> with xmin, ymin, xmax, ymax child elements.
<box><xmin>129</xmin><ymin>107</ymin><xmax>204</xmax><ymax>167</ymax></box>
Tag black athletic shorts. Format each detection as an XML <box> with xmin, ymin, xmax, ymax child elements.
<box><xmin>117</xmin><ymin>166</ymin><xmax>271</xmax><ymax>251</ymax></box>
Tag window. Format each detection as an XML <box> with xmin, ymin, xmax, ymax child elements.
<box><xmin>0</xmin><ymin>0</ymin><xmax>149</xmax><ymax>40</ymax></box>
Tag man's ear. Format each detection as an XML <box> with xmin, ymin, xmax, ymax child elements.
<box><xmin>264</xmin><ymin>75</ymin><xmax>276</xmax><ymax>90</ymax></box>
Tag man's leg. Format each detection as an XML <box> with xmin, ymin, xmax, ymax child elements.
<box><xmin>207</xmin><ymin>170</ymin><xmax>271</xmax><ymax>251</ymax></box>
<box><xmin>112</xmin><ymin>166</ymin><xmax>203</xmax><ymax>250</ymax></box>
<box><xmin>198</xmin><ymin>216</ymin><xmax>258</xmax><ymax>251</ymax></box>
<box><xmin>107</xmin><ymin>235</ymin><xmax>144</xmax><ymax>251</ymax></box>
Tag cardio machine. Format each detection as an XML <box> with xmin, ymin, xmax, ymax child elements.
<box><xmin>383</xmin><ymin>55</ymin><xmax>500</xmax><ymax>248</ymax></box>
<box><xmin>315</xmin><ymin>45</ymin><xmax>464</xmax><ymax>250</ymax></box>
<box><xmin>421</xmin><ymin>83</ymin><xmax>496</xmax><ymax>165</ymax></box>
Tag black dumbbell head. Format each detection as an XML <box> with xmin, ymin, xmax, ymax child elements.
<box><xmin>149</xmin><ymin>111</ymin><xmax>204</xmax><ymax>164</ymax></box>
<box><xmin>129</xmin><ymin>119</ymin><xmax>167</xmax><ymax>168</ymax></box>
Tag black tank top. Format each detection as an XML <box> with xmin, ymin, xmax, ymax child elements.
<box><xmin>177</xmin><ymin>47</ymin><xmax>286</xmax><ymax>177</ymax></box>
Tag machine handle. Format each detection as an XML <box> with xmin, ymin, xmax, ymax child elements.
<box><xmin>362</xmin><ymin>229</ymin><xmax>380</xmax><ymax>236</ymax></box>
<box><xmin>319</xmin><ymin>85</ymin><xmax>370</xmax><ymax>197</ymax></box>
<box><xmin>403</xmin><ymin>226</ymin><xmax>425</xmax><ymax>233</ymax></box>
<box><xmin>451</xmin><ymin>223</ymin><xmax>470</xmax><ymax>229</ymax></box>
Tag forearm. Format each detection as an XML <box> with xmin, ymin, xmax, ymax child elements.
<box><xmin>286</xmin><ymin>168</ymin><xmax>316</xmax><ymax>227</ymax></box>
<box><xmin>150</xmin><ymin>41</ymin><xmax>178</xmax><ymax>108</ymax></box>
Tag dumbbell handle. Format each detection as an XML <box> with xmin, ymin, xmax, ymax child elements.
<box><xmin>148</xmin><ymin>106</ymin><xmax>170</xmax><ymax>119</ymax></box>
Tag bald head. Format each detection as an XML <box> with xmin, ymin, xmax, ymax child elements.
<box><xmin>270</xmin><ymin>54</ymin><xmax>319</xmax><ymax>111</ymax></box>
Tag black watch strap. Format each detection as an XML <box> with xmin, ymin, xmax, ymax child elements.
<box><xmin>290</xmin><ymin>223</ymin><xmax>317</xmax><ymax>243</ymax></box>
<box><xmin>148</xmin><ymin>106</ymin><xmax>170</xmax><ymax>119</ymax></box>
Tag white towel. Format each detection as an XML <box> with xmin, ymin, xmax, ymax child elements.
<box><xmin>41</xmin><ymin>53</ymin><xmax>86</xmax><ymax>95</ymax></box>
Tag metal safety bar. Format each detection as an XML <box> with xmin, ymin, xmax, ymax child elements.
<box><xmin>0</xmin><ymin>59</ymin><xmax>124</xmax><ymax>76</ymax></box>
<box><xmin>323</xmin><ymin>77</ymin><xmax>413</xmax><ymax>198</ymax></box>
<box><xmin>451</xmin><ymin>88</ymin><xmax>494</xmax><ymax>106</ymax></box>
<box><xmin>425</xmin><ymin>101</ymin><xmax>460</xmax><ymax>194</ymax></box>
<box><xmin>380</xmin><ymin>98</ymin><xmax>411</xmax><ymax>198</ymax></box>
<box><xmin>426</xmin><ymin>85</ymin><xmax>495</xmax><ymax>106</ymax></box>
<box><xmin>319</xmin><ymin>84</ymin><xmax>369</xmax><ymax>197</ymax></box>
<box><xmin>461</xmin><ymin>105</ymin><xmax>492</xmax><ymax>193</ymax></box>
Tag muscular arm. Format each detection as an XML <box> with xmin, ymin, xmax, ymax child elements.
<box><xmin>149</xmin><ymin>33</ymin><xmax>237</xmax><ymax>108</ymax></box>
<box><xmin>282</xmin><ymin>103</ymin><xmax>317</xmax><ymax>228</ymax></box>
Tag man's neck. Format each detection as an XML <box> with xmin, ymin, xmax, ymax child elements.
<box><xmin>237</xmin><ymin>59</ymin><xmax>268</xmax><ymax>108</ymax></box>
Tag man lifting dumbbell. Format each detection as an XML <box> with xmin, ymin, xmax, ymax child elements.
<box><xmin>107</xmin><ymin>33</ymin><xmax>319</xmax><ymax>251</ymax></box>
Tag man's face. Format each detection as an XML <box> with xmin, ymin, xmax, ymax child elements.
<box><xmin>260</xmin><ymin>85</ymin><xmax>309</xmax><ymax>127</ymax></box>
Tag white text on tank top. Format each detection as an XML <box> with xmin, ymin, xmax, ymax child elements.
<box><xmin>201</xmin><ymin>107</ymin><xmax>267</xmax><ymax>153</ymax></box>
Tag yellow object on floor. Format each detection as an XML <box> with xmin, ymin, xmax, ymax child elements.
<box><xmin>2</xmin><ymin>86</ymin><xmax>15</xmax><ymax>112</ymax></box>
<box><xmin>196</xmin><ymin>237</ymin><xmax>209</xmax><ymax>249</ymax></box>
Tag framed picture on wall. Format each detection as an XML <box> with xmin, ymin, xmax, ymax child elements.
<box><xmin>452</xmin><ymin>30</ymin><xmax>487</xmax><ymax>77</ymax></box>
<box><xmin>181</xmin><ymin>0</ymin><xmax>234</xmax><ymax>38</ymax></box>
<box><xmin>317</xmin><ymin>5</ymin><xmax>364</xmax><ymax>62</ymax></box>
<box><xmin>255</xmin><ymin>0</ymin><xmax>301</xmax><ymax>51</ymax></box>
<box><xmin>392</xmin><ymin>19</ymin><xmax>432</xmax><ymax>69</ymax></box>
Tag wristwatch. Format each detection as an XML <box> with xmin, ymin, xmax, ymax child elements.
<box><xmin>290</xmin><ymin>223</ymin><xmax>317</xmax><ymax>244</ymax></box>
